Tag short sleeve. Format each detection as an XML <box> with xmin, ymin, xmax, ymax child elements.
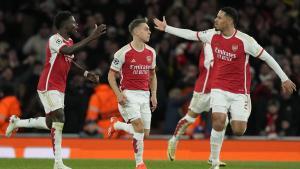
<box><xmin>197</xmin><ymin>29</ymin><xmax>217</xmax><ymax>44</ymax></box>
<box><xmin>49</xmin><ymin>35</ymin><xmax>67</xmax><ymax>53</ymax></box>
<box><xmin>110</xmin><ymin>49</ymin><xmax>125</xmax><ymax>72</ymax></box>
<box><xmin>147</xmin><ymin>47</ymin><xmax>156</xmax><ymax>69</ymax></box>
<box><xmin>244</xmin><ymin>36</ymin><xmax>264</xmax><ymax>57</ymax></box>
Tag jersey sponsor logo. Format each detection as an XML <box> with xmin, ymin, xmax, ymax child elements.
<box><xmin>130</xmin><ymin>64</ymin><xmax>151</xmax><ymax>75</ymax></box>
<box><xmin>146</xmin><ymin>56</ymin><xmax>152</xmax><ymax>63</ymax></box>
<box><xmin>214</xmin><ymin>47</ymin><xmax>237</xmax><ymax>61</ymax></box>
<box><xmin>113</xmin><ymin>58</ymin><xmax>119</xmax><ymax>65</ymax></box>
<box><xmin>131</xmin><ymin>59</ymin><xmax>136</xmax><ymax>63</ymax></box>
<box><xmin>232</xmin><ymin>44</ymin><xmax>238</xmax><ymax>52</ymax></box>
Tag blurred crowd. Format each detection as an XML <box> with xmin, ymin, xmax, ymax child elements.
<box><xmin>0</xmin><ymin>0</ymin><xmax>299</xmax><ymax>138</ymax></box>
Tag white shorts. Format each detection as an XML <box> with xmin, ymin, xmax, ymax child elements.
<box><xmin>188</xmin><ymin>92</ymin><xmax>211</xmax><ymax>114</ymax></box>
<box><xmin>37</xmin><ymin>90</ymin><xmax>65</xmax><ymax>114</ymax></box>
<box><xmin>118</xmin><ymin>90</ymin><xmax>151</xmax><ymax>130</ymax></box>
<box><xmin>210</xmin><ymin>89</ymin><xmax>251</xmax><ymax>121</ymax></box>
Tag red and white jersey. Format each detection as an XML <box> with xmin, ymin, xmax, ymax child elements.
<box><xmin>197</xmin><ymin>29</ymin><xmax>264</xmax><ymax>94</ymax></box>
<box><xmin>194</xmin><ymin>43</ymin><xmax>214</xmax><ymax>93</ymax></box>
<box><xmin>110</xmin><ymin>43</ymin><xmax>156</xmax><ymax>91</ymax></box>
<box><xmin>37</xmin><ymin>33</ymin><xmax>74</xmax><ymax>93</ymax></box>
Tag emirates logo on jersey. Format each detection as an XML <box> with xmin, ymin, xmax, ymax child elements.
<box><xmin>146</xmin><ymin>56</ymin><xmax>152</xmax><ymax>63</ymax></box>
<box><xmin>232</xmin><ymin>44</ymin><xmax>238</xmax><ymax>52</ymax></box>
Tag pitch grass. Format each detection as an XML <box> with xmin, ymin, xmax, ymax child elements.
<box><xmin>0</xmin><ymin>159</ymin><xmax>299</xmax><ymax>169</ymax></box>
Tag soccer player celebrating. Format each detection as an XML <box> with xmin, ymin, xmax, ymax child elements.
<box><xmin>6</xmin><ymin>11</ymin><xmax>106</xmax><ymax>169</ymax></box>
<box><xmin>167</xmin><ymin>43</ymin><xmax>226</xmax><ymax>167</ymax></box>
<box><xmin>154</xmin><ymin>7</ymin><xmax>296</xmax><ymax>169</ymax></box>
<box><xmin>108</xmin><ymin>18</ymin><xmax>157</xmax><ymax>169</ymax></box>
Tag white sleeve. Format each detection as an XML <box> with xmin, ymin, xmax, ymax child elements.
<box><xmin>110</xmin><ymin>49</ymin><xmax>125</xmax><ymax>72</ymax></box>
<box><xmin>165</xmin><ymin>25</ymin><xmax>199</xmax><ymax>41</ymax></box>
<box><xmin>244</xmin><ymin>36</ymin><xmax>264</xmax><ymax>57</ymax></box>
<box><xmin>49</xmin><ymin>35</ymin><xmax>67</xmax><ymax>53</ymax></box>
<box><xmin>259</xmin><ymin>50</ymin><xmax>289</xmax><ymax>82</ymax></box>
<box><xmin>197</xmin><ymin>29</ymin><xmax>217</xmax><ymax>44</ymax></box>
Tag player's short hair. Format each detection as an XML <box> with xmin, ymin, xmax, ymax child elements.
<box><xmin>128</xmin><ymin>18</ymin><xmax>148</xmax><ymax>34</ymax></box>
<box><xmin>221</xmin><ymin>7</ymin><xmax>239</xmax><ymax>26</ymax></box>
<box><xmin>54</xmin><ymin>11</ymin><xmax>72</xmax><ymax>29</ymax></box>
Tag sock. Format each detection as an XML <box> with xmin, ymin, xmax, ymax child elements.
<box><xmin>133</xmin><ymin>132</ymin><xmax>144</xmax><ymax>166</ymax></box>
<box><xmin>16</xmin><ymin>117</ymin><xmax>49</xmax><ymax>130</ymax></box>
<box><xmin>51</xmin><ymin>122</ymin><xmax>64</xmax><ymax>162</ymax></box>
<box><xmin>173</xmin><ymin>114</ymin><xmax>196</xmax><ymax>140</ymax></box>
<box><xmin>209</xmin><ymin>117</ymin><xmax>228</xmax><ymax>161</ymax></box>
<box><xmin>210</xmin><ymin>129</ymin><xmax>224</xmax><ymax>165</ymax></box>
<box><xmin>114</xmin><ymin>121</ymin><xmax>134</xmax><ymax>134</ymax></box>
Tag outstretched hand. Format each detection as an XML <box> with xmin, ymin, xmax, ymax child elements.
<box><xmin>90</xmin><ymin>24</ymin><xmax>106</xmax><ymax>39</ymax></box>
<box><xmin>282</xmin><ymin>79</ymin><xmax>297</xmax><ymax>95</ymax></box>
<box><xmin>153</xmin><ymin>16</ymin><xmax>167</xmax><ymax>31</ymax></box>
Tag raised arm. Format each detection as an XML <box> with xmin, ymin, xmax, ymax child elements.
<box><xmin>153</xmin><ymin>17</ymin><xmax>200</xmax><ymax>41</ymax></box>
<box><xmin>60</xmin><ymin>24</ymin><xmax>106</xmax><ymax>55</ymax></box>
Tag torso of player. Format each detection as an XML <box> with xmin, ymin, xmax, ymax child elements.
<box><xmin>111</xmin><ymin>43</ymin><xmax>156</xmax><ymax>91</ymax></box>
<box><xmin>194</xmin><ymin>43</ymin><xmax>213</xmax><ymax>93</ymax></box>
<box><xmin>37</xmin><ymin>34</ymin><xmax>74</xmax><ymax>93</ymax></box>
<box><xmin>210</xmin><ymin>30</ymin><xmax>251</xmax><ymax>94</ymax></box>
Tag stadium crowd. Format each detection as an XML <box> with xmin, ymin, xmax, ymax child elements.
<box><xmin>0</xmin><ymin>0</ymin><xmax>299</xmax><ymax>137</ymax></box>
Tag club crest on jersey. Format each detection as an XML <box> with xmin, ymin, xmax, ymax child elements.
<box><xmin>232</xmin><ymin>44</ymin><xmax>238</xmax><ymax>52</ymax></box>
<box><xmin>146</xmin><ymin>56</ymin><xmax>152</xmax><ymax>63</ymax></box>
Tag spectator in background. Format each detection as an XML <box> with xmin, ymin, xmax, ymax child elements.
<box><xmin>0</xmin><ymin>85</ymin><xmax>21</xmax><ymax>135</ymax></box>
<box><xmin>264</xmin><ymin>99</ymin><xmax>280</xmax><ymax>139</ymax></box>
<box><xmin>278</xmin><ymin>90</ymin><xmax>299</xmax><ymax>136</ymax></box>
<box><xmin>83</xmin><ymin>72</ymin><xmax>122</xmax><ymax>138</ymax></box>
<box><xmin>163</xmin><ymin>88</ymin><xmax>192</xmax><ymax>134</ymax></box>
<box><xmin>23</xmin><ymin>22</ymin><xmax>51</xmax><ymax>63</ymax></box>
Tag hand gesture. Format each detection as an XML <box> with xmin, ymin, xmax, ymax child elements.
<box><xmin>282</xmin><ymin>79</ymin><xmax>297</xmax><ymax>95</ymax></box>
<box><xmin>150</xmin><ymin>95</ymin><xmax>157</xmax><ymax>112</ymax></box>
<box><xmin>90</xmin><ymin>24</ymin><xmax>106</xmax><ymax>39</ymax></box>
<box><xmin>153</xmin><ymin>16</ymin><xmax>167</xmax><ymax>31</ymax></box>
<box><xmin>86</xmin><ymin>72</ymin><xmax>100</xmax><ymax>83</ymax></box>
<box><xmin>117</xmin><ymin>92</ymin><xmax>127</xmax><ymax>106</ymax></box>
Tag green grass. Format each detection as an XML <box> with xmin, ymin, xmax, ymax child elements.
<box><xmin>0</xmin><ymin>159</ymin><xmax>299</xmax><ymax>169</ymax></box>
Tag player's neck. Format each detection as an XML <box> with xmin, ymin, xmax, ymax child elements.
<box><xmin>58</xmin><ymin>30</ymin><xmax>70</xmax><ymax>40</ymax></box>
<box><xmin>222</xmin><ymin>27</ymin><xmax>236</xmax><ymax>37</ymax></box>
<box><xmin>131</xmin><ymin>39</ymin><xmax>144</xmax><ymax>52</ymax></box>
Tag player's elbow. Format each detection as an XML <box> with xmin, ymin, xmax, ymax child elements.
<box><xmin>60</xmin><ymin>46</ymin><xmax>74</xmax><ymax>55</ymax></box>
<box><xmin>107</xmin><ymin>70</ymin><xmax>116</xmax><ymax>83</ymax></box>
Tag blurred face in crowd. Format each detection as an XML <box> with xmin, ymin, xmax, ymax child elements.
<box><xmin>133</xmin><ymin>23</ymin><xmax>151</xmax><ymax>43</ymax></box>
<box><xmin>214</xmin><ymin>10</ymin><xmax>233</xmax><ymax>31</ymax></box>
<box><xmin>64</xmin><ymin>16</ymin><xmax>78</xmax><ymax>35</ymax></box>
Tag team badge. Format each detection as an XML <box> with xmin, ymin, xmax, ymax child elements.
<box><xmin>146</xmin><ymin>56</ymin><xmax>152</xmax><ymax>63</ymax></box>
<box><xmin>232</xmin><ymin>44</ymin><xmax>238</xmax><ymax>52</ymax></box>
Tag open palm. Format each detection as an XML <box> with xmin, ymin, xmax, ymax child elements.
<box><xmin>153</xmin><ymin>16</ymin><xmax>167</xmax><ymax>31</ymax></box>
